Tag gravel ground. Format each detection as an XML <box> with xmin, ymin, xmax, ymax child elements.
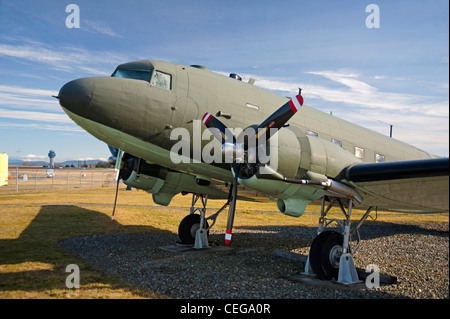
<box><xmin>58</xmin><ymin>221</ymin><xmax>449</xmax><ymax>299</ymax></box>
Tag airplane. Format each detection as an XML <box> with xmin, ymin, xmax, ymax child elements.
<box><xmin>56</xmin><ymin>60</ymin><xmax>449</xmax><ymax>284</ymax></box>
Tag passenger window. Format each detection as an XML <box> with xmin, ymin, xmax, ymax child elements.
<box><xmin>354</xmin><ymin>147</ymin><xmax>365</xmax><ymax>159</ymax></box>
<box><xmin>331</xmin><ymin>138</ymin><xmax>342</xmax><ymax>148</ymax></box>
<box><xmin>376</xmin><ymin>153</ymin><xmax>385</xmax><ymax>163</ymax></box>
<box><xmin>151</xmin><ymin>71</ymin><xmax>172</xmax><ymax>90</ymax></box>
<box><xmin>306</xmin><ymin>130</ymin><xmax>318</xmax><ymax>137</ymax></box>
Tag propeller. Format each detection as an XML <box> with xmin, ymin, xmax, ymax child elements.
<box><xmin>202</xmin><ymin>94</ymin><xmax>303</xmax><ymax>245</ymax></box>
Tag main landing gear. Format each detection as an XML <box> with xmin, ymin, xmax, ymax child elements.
<box><xmin>304</xmin><ymin>196</ymin><xmax>375</xmax><ymax>285</ymax></box>
<box><xmin>178</xmin><ymin>193</ymin><xmax>231</xmax><ymax>249</ymax></box>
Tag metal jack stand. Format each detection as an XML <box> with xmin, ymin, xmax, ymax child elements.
<box><xmin>188</xmin><ymin>194</ymin><xmax>209</xmax><ymax>249</ymax></box>
<box><xmin>190</xmin><ymin>193</ymin><xmax>232</xmax><ymax>249</ymax></box>
<box><xmin>305</xmin><ymin>196</ymin><xmax>374</xmax><ymax>285</ymax></box>
<box><xmin>335</xmin><ymin>198</ymin><xmax>360</xmax><ymax>285</ymax></box>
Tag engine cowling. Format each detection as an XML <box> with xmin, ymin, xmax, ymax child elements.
<box><xmin>121</xmin><ymin>159</ymin><xmax>229</xmax><ymax>206</ymax></box>
<box><xmin>238</xmin><ymin>128</ymin><xmax>363</xmax><ymax>217</ymax></box>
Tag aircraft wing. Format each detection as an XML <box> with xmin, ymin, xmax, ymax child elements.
<box><xmin>336</xmin><ymin>157</ymin><xmax>449</xmax><ymax>213</ymax></box>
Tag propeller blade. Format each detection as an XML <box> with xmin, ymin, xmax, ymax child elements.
<box><xmin>256</xmin><ymin>94</ymin><xmax>303</xmax><ymax>138</ymax></box>
<box><xmin>201</xmin><ymin>94</ymin><xmax>305</xmax><ymax>244</ymax></box>
<box><xmin>225</xmin><ymin>163</ymin><xmax>240</xmax><ymax>245</ymax></box>
<box><xmin>202</xmin><ymin>113</ymin><xmax>236</xmax><ymax>145</ymax></box>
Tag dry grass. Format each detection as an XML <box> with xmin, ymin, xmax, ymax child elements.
<box><xmin>0</xmin><ymin>187</ymin><xmax>447</xmax><ymax>299</ymax></box>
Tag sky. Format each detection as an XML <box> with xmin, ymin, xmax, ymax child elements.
<box><xmin>0</xmin><ymin>0</ymin><xmax>448</xmax><ymax>163</ymax></box>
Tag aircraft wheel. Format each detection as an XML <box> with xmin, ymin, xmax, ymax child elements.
<box><xmin>309</xmin><ymin>231</ymin><xmax>343</xmax><ymax>280</ymax></box>
<box><xmin>178</xmin><ymin>214</ymin><xmax>209</xmax><ymax>244</ymax></box>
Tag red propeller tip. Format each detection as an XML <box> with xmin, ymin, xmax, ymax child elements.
<box><xmin>289</xmin><ymin>95</ymin><xmax>303</xmax><ymax>114</ymax></box>
<box><xmin>202</xmin><ymin>113</ymin><xmax>212</xmax><ymax>125</ymax></box>
<box><xmin>225</xmin><ymin>229</ymin><xmax>232</xmax><ymax>245</ymax></box>
<box><xmin>297</xmin><ymin>94</ymin><xmax>304</xmax><ymax>106</ymax></box>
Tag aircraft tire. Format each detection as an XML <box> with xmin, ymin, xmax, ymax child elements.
<box><xmin>178</xmin><ymin>214</ymin><xmax>209</xmax><ymax>244</ymax></box>
<box><xmin>309</xmin><ymin>231</ymin><xmax>343</xmax><ymax>280</ymax></box>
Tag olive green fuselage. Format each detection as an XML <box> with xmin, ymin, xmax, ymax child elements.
<box><xmin>59</xmin><ymin>60</ymin><xmax>441</xmax><ymax>213</ymax></box>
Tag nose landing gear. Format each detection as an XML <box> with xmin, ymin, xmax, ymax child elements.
<box><xmin>177</xmin><ymin>193</ymin><xmax>232</xmax><ymax>249</ymax></box>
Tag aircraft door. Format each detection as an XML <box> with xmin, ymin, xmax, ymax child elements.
<box><xmin>162</xmin><ymin>66</ymin><xmax>198</xmax><ymax>149</ymax></box>
<box><xmin>170</xmin><ymin>66</ymin><xmax>189</xmax><ymax>129</ymax></box>
<box><xmin>170</xmin><ymin>66</ymin><xmax>198</xmax><ymax>128</ymax></box>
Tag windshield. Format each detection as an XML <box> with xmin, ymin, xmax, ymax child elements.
<box><xmin>112</xmin><ymin>69</ymin><xmax>152</xmax><ymax>82</ymax></box>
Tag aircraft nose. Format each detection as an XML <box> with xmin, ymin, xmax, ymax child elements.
<box><xmin>58</xmin><ymin>77</ymin><xmax>94</xmax><ymax>115</ymax></box>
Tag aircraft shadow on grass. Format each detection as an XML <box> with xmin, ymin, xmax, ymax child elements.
<box><xmin>1</xmin><ymin>204</ymin><xmax>446</xmax><ymax>298</ymax></box>
<box><xmin>0</xmin><ymin>204</ymin><xmax>173</xmax><ymax>295</ymax></box>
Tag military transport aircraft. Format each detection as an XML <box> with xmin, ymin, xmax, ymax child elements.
<box><xmin>57</xmin><ymin>60</ymin><xmax>449</xmax><ymax>284</ymax></box>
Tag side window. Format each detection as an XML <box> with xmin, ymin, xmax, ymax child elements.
<box><xmin>331</xmin><ymin>138</ymin><xmax>342</xmax><ymax>148</ymax></box>
<box><xmin>246</xmin><ymin>103</ymin><xmax>259</xmax><ymax>110</ymax></box>
<box><xmin>354</xmin><ymin>146</ymin><xmax>365</xmax><ymax>159</ymax></box>
<box><xmin>376</xmin><ymin>153</ymin><xmax>385</xmax><ymax>163</ymax></box>
<box><xmin>151</xmin><ymin>70</ymin><xmax>172</xmax><ymax>90</ymax></box>
<box><xmin>306</xmin><ymin>130</ymin><xmax>318</xmax><ymax>137</ymax></box>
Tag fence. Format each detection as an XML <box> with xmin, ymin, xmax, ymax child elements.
<box><xmin>0</xmin><ymin>167</ymin><xmax>119</xmax><ymax>193</ymax></box>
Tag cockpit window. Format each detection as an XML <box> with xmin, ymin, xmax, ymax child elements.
<box><xmin>112</xmin><ymin>69</ymin><xmax>152</xmax><ymax>82</ymax></box>
<box><xmin>151</xmin><ymin>70</ymin><xmax>172</xmax><ymax>90</ymax></box>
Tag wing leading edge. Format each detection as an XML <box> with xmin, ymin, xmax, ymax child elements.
<box><xmin>337</xmin><ymin>158</ymin><xmax>449</xmax><ymax>213</ymax></box>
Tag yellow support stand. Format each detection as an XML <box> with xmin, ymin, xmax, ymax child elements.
<box><xmin>0</xmin><ymin>153</ymin><xmax>8</xmax><ymax>186</ymax></box>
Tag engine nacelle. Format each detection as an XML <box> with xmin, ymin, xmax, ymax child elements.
<box><xmin>299</xmin><ymin>135</ymin><xmax>363</xmax><ymax>178</ymax></box>
<box><xmin>238</xmin><ymin>129</ymin><xmax>364</xmax><ymax>217</ymax></box>
<box><xmin>121</xmin><ymin>159</ymin><xmax>229</xmax><ymax>206</ymax></box>
<box><xmin>250</xmin><ymin>127</ymin><xmax>362</xmax><ymax>181</ymax></box>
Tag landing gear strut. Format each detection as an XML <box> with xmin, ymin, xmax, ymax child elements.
<box><xmin>304</xmin><ymin>196</ymin><xmax>374</xmax><ymax>284</ymax></box>
<box><xmin>178</xmin><ymin>192</ymin><xmax>232</xmax><ymax>249</ymax></box>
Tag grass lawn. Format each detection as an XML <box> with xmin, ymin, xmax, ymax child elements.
<box><xmin>0</xmin><ymin>187</ymin><xmax>447</xmax><ymax>298</ymax></box>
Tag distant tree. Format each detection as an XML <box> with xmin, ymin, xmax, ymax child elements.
<box><xmin>95</xmin><ymin>161</ymin><xmax>110</xmax><ymax>168</ymax></box>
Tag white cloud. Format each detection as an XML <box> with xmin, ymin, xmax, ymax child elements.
<box><xmin>0</xmin><ymin>85</ymin><xmax>60</xmax><ymax>115</ymax></box>
<box><xmin>0</xmin><ymin>108</ymin><xmax>72</xmax><ymax>123</ymax></box>
<box><xmin>306</xmin><ymin>71</ymin><xmax>376</xmax><ymax>95</ymax></box>
<box><xmin>0</xmin><ymin>85</ymin><xmax>57</xmax><ymax>97</ymax></box>
<box><xmin>22</xmin><ymin>154</ymin><xmax>48</xmax><ymax>161</ymax></box>
<box><xmin>221</xmin><ymin>69</ymin><xmax>448</xmax><ymax>156</ymax></box>
<box><xmin>303</xmin><ymin>71</ymin><xmax>449</xmax><ymax>118</ymax></box>
<box><xmin>0</xmin><ymin>43</ymin><xmax>126</xmax><ymax>75</ymax></box>
<box><xmin>0</xmin><ymin>122</ymin><xmax>84</xmax><ymax>132</ymax></box>
<box><xmin>83</xmin><ymin>20</ymin><xmax>123</xmax><ymax>38</ymax></box>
